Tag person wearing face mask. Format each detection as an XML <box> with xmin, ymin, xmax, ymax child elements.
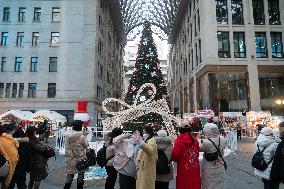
<box><xmin>135</xmin><ymin>126</ymin><xmax>157</xmax><ymax>189</ymax></box>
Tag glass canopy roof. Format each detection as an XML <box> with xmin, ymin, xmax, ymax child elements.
<box><xmin>115</xmin><ymin>0</ymin><xmax>185</xmax><ymax>41</ymax></box>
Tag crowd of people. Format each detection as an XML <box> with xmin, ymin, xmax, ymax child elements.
<box><xmin>0</xmin><ymin>118</ymin><xmax>284</xmax><ymax>189</ymax></box>
<box><xmin>0</xmin><ymin>121</ymin><xmax>52</xmax><ymax>189</ymax></box>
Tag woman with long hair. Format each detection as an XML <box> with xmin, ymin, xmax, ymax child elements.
<box><xmin>26</xmin><ymin>126</ymin><xmax>48</xmax><ymax>189</ymax></box>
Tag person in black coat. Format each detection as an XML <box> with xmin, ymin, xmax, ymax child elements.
<box><xmin>8</xmin><ymin>126</ymin><xmax>30</xmax><ymax>189</ymax></box>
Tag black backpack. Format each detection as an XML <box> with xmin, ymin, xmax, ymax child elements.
<box><xmin>251</xmin><ymin>144</ymin><xmax>273</xmax><ymax>171</ymax></box>
<box><xmin>156</xmin><ymin>150</ymin><xmax>171</xmax><ymax>174</ymax></box>
<box><xmin>96</xmin><ymin>145</ymin><xmax>114</xmax><ymax>167</ymax></box>
<box><xmin>0</xmin><ymin>153</ymin><xmax>6</xmax><ymax>167</ymax></box>
<box><xmin>86</xmin><ymin>149</ymin><xmax>96</xmax><ymax>166</ymax></box>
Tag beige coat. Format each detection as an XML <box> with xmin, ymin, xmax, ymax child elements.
<box><xmin>136</xmin><ymin>137</ymin><xmax>157</xmax><ymax>189</ymax></box>
<box><xmin>65</xmin><ymin>131</ymin><xmax>88</xmax><ymax>174</ymax></box>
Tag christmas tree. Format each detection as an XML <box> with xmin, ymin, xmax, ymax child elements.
<box><xmin>125</xmin><ymin>21</ymin><xmax>169</xmax><ymax>130</ymax></box>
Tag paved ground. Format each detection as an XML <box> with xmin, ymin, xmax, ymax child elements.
<box><xmin>37</xmin><ymin>137</ymin><xmax>284</xmax><ymax>189</ymax></box>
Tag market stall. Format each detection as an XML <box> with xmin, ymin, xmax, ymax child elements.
<box><xmin>0</xmin><ymin>110</ymin><xmax>32</xmax><ymax>126</ymax></box>
<box><xmin>30</xmin><ymin>110</ymin><xmax>67</xmax><ymax>131</ymax></box>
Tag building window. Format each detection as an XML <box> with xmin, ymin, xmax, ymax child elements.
<box><xmin>15</xmin><ymin>57</ymin><xmax>23</xmax><ymax>72</ymax></box>
<box><xmin>49</xmin><ymin>57</ymin><xmax>57</xmax><ymax>72</ymax></box>
<box><xmin>16</xmin><ymin>32</ymin><xmax>24</xmax><ymax>47</ymax></box>
<box><xmin>195</xmin><ymin>43</ymin><xmax>198</xmax><ymax>66</ymax></box>
<box><xmin>1</xmin><ymin>57</ymin><xmax>7</xmax><ymax>72</ymax></box>
<box><xmin>98</xmin><ymin>62</ymin><xmax>103</xmax><ymax>78</ymax></box>
<box><xmin>47</xmin><ymin>83</ymin><xmax>56</xmax><ymax>98</ymax></box>
<box><xmin>33</xmin><ymin>7</ymin><xmax>41</xmax><ymax>22</ymax></box>
<box><xmin>5</xmin><ymin>83</ymin><xmax>11</xmax><ymax>98</ymax></box>
<box><xmin>30</xmin><ymin>57</ymin><xmax>38</xmax><ymax>72</ymax></box>
<box><xmin>268</xmin><ymin>0</ymin><xmax>281</xmax><ymax>25</ymax></box>
<box><xmin>231</xmin><ymin>0</ymin><xmax>244</xmax><ymax>25</ymax></box>
<box><xmin>52</xmin><ymin>7</ymin><xmax>60</xmax><ymax>22</ymax></box>
<box><xmin>271</xmin><ymin>32</ymin><xmax>283</xmax><ymax>58</ymax></box>
<box><xmin>255</xmin><ymin>32</ymin><xmax>268</xmax><ymax>58</ymax></box>
<box><xmin>18</xmin><ymin>7</ymin><xmax>26</xmax><ymax>22</ymax></box>
<box><xmin>217</xmin><ymin>32</ymin><xmax>230</xmax><ymax>58</ymax></box>
<box><xmin>216</xmin><ymin>0</ymin><xmax>228</xmax><ymax>24</ymax></box>
<box><xmin>107</xmin><ymin>71</ymin><xmax>110</xmax><ymax>83</ymax></box>
<box><xmin>3</xmin><ymin>7</ymin><xmax>10</xmax><ymax>22</ymax></box>
<box><xmin>1</xmin><ymin>32</ymin><xmax>8</xmax><ymax>46</ymax></box>
<box><xmin>19</xmin><ymin>83</ymin><xmax>24</xmax><ymax>98</ymax></box>
<box><xmin>12</xmin><ymin>83</ymin><xmax>17</xmax><ymax>98</ymax></box>
<box><xmin>32</xmin><ymin>32</ymin><xmax>39</xmax><ymax>46</ymax></box>
<box><xmin>97</xmin><ymin>85</ymin><xmax>103</xmax><ymax>100</ymax></box>
<box><xmin>253</xmin><ymin>0</ymin><xmax>265</xmax><ymax>25</ymax></box>
<box><xmin>0</xmin><ymin>83</ymin><xmax>4</xmax><ymax>98</ymax></box>
<box><xmin>233</xmin><ymin>32</ymin><xmax>246</xmax><ymax>58</ymax></box>
<box><xmin>50</xmin><ymin>32</ymin><xmax>59</xmax><ymax>46</ymax></box>
<box><xmin>28</xmin><ymin>83</ymin><xmax>37</xmax><ymax>98</ymax></box>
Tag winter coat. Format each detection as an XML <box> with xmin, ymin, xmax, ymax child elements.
<box><xmin>171</xmin><ymin>133</ymin><xmax>201</xmax><ymax>189</ymax></box>
<box><xmin>270</xmin><ymin>139</ymin><xmax>284</xmax><ymax>184</ymax></box>
<box><xmin>28</xmin><ymin>137</ymin><xmax>48</xmax><ymax>181</ymax></box>
<box><xmin>254</xmin><ymin>134</ymin><xmax>278</xmax><ymax>180</ymax></box>
<box><xmin>136</xmin><ymin>137</ymin><xmax>157</xmax><ymax>189</ymax></box>
<box><xmin>155</xmin><ymin>136</ymin><xmax>173</xmax><ymax>182</ymax></box>
<box><xmin>0</xmin><ymin>134</ymin><xmax>19</xmax><ymax>188</ymax></box>
<box><xmin>200</xmin><ymin>136</ymin><xmax>226</xmax><ymax>189</ymax></box>
<box><xmin>112</xmin><ymin>134</ymin><xmax>132</xmax><ymax>170</ymax></box>
<box><xmin>105</xmin><ymin>141</ymin><xmax>116</xmax><ymax>167</ymax></box>
<box><xmin>12</xmin><ymin>128</ymin><xmax>30</xmax><ymax>177</ymax></box>
<box><xmin>65</xmin><ymin>131</ymin><xmax>88</xmax><ymax>174</ymax></box>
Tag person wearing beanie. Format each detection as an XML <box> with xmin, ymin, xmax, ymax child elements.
<box><xmin>63</xmin><ymin>120</ymin><xmax>88</xmax><ymax>189</ymax></box>
<box><xmin>254</xmin><ymin>127</ymin><xmax>279</xmax><ymax>189</ymax></box>
<box><xmin>155</xmin><ymin>130</ymin><xmax>173</xmax><ymax>189</ymax></box>
<box><xmin>171</xmin><ymin>120</ymin><xmax>201</xmax><ymax>189</ymax></box>
<box><xmin>200</xmin><ymin>123</ymin><xmax>227</xmax><ymax>189</ymax></box>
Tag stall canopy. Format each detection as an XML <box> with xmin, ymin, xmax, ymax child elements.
<box><xmin>0</xmin><ymin>110</ymin><xmax>32</xmax><ymax>121</ymax></box>
<box><xmin>30</xmin><ymin>110</ymin><xmax>67</xmax><ymax>122</ymax></box>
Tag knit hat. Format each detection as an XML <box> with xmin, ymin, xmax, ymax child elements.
<box><xmin>179</xmin><ymin>119</ymin><xmax>191</xmax><ymax>128</ymax></box>
<box><xmin>203</xmin><ymin>123</ymin><xmax>219</xmax><ymax>137</ymax></box>
<box><xmin>157</xmin><ymin>130</ymin><xmax>167</xmax><ymax>137</ymax></box>
<box><xmin>261</xmin><ymin>127</ymin><xmax>273</xmax><ymax>136</ymax></box>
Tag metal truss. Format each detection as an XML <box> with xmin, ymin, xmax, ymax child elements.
<box><xmin>119</xmin><ymin>0</ymin><xmax>182</xmax><ymax>37</ymax></box>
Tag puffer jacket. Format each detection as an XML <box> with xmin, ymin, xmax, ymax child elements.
<box><xmin>65</xmin><ymin>131</ymin><xmax>88</xmax><ymax>174</ymax></box>
<box><xmin>155</xmin><ymin>136</ymin><xmax>173</xmax><ymax>182</ymax></box>
<box><xmin>254</xmin><ymin>134</ymin><xmax>278</xmax><ymax>180</ymax></box>
<box><xmin>28</xmin><ymin>137</ymin><xmax>48</xmax><ymax>181</ymax></box>
<box><xmin>171</xmin><ymin>133</ymin><xmax>201</xmax><ymax>189</ymax></box>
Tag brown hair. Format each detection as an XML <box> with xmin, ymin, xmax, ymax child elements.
<box><xmin>279</xmin><ymin>122</ymin><xmax>284</xmax><ymax>127</ymax></box>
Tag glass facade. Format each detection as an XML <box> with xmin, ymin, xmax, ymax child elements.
<box><xmin>231</xmin><ymin>0</ymin><xmax>244</xmax><ymax>25</ymax></box>
<box><xmin>255</xmin><ymin>32</ymin><xmax>268</xmax><ymax>58</ymax></box>
<box><xmin>233</xmin><ymin>32</ymin><xmax>246</xmax><ymax>58</ymax></box>
<box><xmin>271</xmin><ymin>32</ymin><xmax>283</xmax><ymax>58</ymax></box>
<box><xmin>252</xmin><ymin>0</ymin><xmax>265</xmax><ymax>25</ymax></box>
<box><xmin>217</xmin><ymin>32</ymin><xmax>230</xmax><ymax>58</ymax></box>
<box><xmin>198</xmin><ymin>72</ymin><xmax>248</xmax><ymax>113</ymax></box>
<box><xmin>259</xmin><ymin>73</ymin><xmax>284</xmax><ymax>115</ymax></box>
<box><xmin>268</xmin><ymin>0</ymin><xmax>281</xmax><ymax>25</ymax></box>
<box><xmin>216</xmin><ymin>0</ymin><xmax>228</xmax><ymax>24</ymax></box>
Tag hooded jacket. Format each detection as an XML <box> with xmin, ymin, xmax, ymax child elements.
<box><xmin>0</xmin><ymin>134</ymin><xmax>19</xmax><ymax>187</ymax></box>
<box><xmin>155</xmin><ymin>136</ymin><xmax>173</xmax><ymax>182</ymax></box>
<box><xmin>171</xmin><ymin>133</ymin><xmax>201</xmax><ymax>189</ymax></box>
<box><xmin>65</xmin><ymin>131</ymin><xmax>88</xmax><ymax>174</ymax></box>
<box><xmin>254</xmin><ymin>133</ymin><xmax>278</xmax><ymax>180</ymax></box>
